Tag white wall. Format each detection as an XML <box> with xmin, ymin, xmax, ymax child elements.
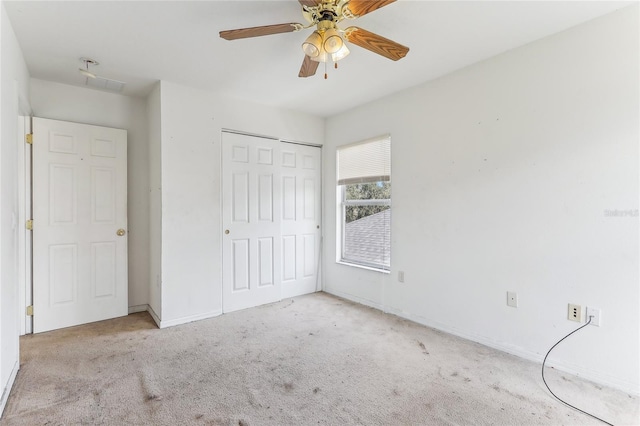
<box><xmin>324</xmin><ymin>5</ymin><xmax>639</xmax><ymax>394</ymax></box>
<box><xmin>0</xmin><ymin>2</ymin><xmax>30</xmax><ymax>414</ymax></box>
<box><xmin>147</xmin><ymin>82</ymin><xmax>162</xmax><ymax>321</ymax></box>
<box><xmin>157</xmin><ymin>81</ymin><xmax>324</xmax><ymax>326</ymax></box>
<box><xmin>29</xmin><ymin>79</ymin><xmax>150</xmax><ymax>311</ymax></box>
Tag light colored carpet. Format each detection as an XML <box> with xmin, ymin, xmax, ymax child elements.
<box><xmin>1</xmin><ymin>292</ymin><xmax>638</xmax><ymax>425</ymax></box>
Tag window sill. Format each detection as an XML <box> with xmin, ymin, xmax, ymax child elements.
<box><xmin>337</xmin><ymin>260</ymin><xmax>390</xmax><ymax>274</ymax></box>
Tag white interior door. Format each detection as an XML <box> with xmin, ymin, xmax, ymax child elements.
<box><xmin>280</xmin><ymin>142</ymin><xmax>322</xmax><ymax>299</ymax></box>
<box><xmin>222</xmin><ymin>132</ymin><xmax>282</xmax><ymax>312</ymax></box>
<box><xmin>32</xmin><ymin>117</ymin><xmax>128</xmax><ymax>333</ymax></box>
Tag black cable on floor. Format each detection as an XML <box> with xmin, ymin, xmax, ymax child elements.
<box><xmin>541</xmin><ymin>316</ymin><xmax>614</xmax><ymax>426</ymax></box>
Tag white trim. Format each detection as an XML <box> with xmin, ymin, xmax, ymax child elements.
<box><xmin>17</xmin><ymin>115</ymin><xmax>27</xmax><ymax>336</ymax></box>
<box><xmin>158</xmin><ymin>310</ymin><xmax>222</xmax><ymax>329</ymax></box>
<box><xmin>146</xmin><ymin>305</ymin><xmax>162</xmax><ymax>328</ymax></box>
<box><xmin>0</xmin><ymin>360</ymin><xmax>19</xmax><ymax>417</ymax></box>
<box><xmin>221</xmin><ymin>128</ymin><xmax>278</xmax><ymax>141</ymax></box>
<box><xmin>280</xmin><ymin>139</ymin><xmax>323</xmax><ymax>148</ymax></box>
<box><xmin>325</xmin><ymin>289</ymin><xmax>639</xmax><ymax>396</ymax></box>
<box><xmin>336</xmin><ymin>261</ymin><xmax>390</xmax><ymax>274</ymax></box>
<box><xmin>128</xmin><ymin>304</ymin><xmax>149</xmax><ymax>314</ymax></box>
<box><xmin>218</xmin><ymin>130</ymin><xmax>224</xmax><ymax>317</ymax></box>
<box><xmin>323</xmin><ymin>288</ymin><xmax>384</xmax><ymax>312</ymax></box>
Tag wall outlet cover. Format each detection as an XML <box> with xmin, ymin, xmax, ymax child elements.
<box><xmin>507</xmin><ymin>292</ymin><xmax>518</xmax><ymax>308</ymax></box>
<box><xmin>568</xmin><ymin>303</ymin><xmax>582</xmax><ymax>322</ymax></box>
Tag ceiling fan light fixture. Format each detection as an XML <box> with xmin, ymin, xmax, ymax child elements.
<box><xmin>302</xmin><ymin>31</ymin><xmax>323</xmax><ymax>58</ymax></box>
<box><xmin>310</xmin><ymin>50</ymin><xmax>329</xmax><ymax>63</ymax></box>
<box><xmin>331</xmin><ymin>43</ymin><xmax>350</xmax><ymax>62</ymax></box>
<box><xmin>323</xmin><ymin>28</ymin><xmax>343</xmax><ymax>54</ymax></box>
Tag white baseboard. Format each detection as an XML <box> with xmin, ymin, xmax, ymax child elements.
<box><xmin>129</xmin><ymin>304</ymin><xmax>162</xmax><ymax>328</ymax></box>
<box><xmin>128</xmin><ymin>304</ymin><xmax>149</xmax><ymax>314</ymax></box>
<box><xmin>324</xmin><ymin>289</ymin><xmax>640</xmax><ymax>396</ymax></box>
<box><xmin>146</xmin><ymin>305</ymin><xmax>161</xmax><ymax>328</ymax></box>
<box><xmin>159</xmin><ymin>310</ymin><xmax>222</xmax><ymax>329</ymax></box>
<box><xmin>0</xmin><ymin>360</ymin><xmax>19</xmax><ymax>418</ymax></box>
<box><xmin>137</xmin><ymin>304</ymin><xmax>221</xmax><ymax>329</ymax></box>
<box><xmin>323</xmin><ymin>288</ymin><xmax>383</xmax><ymax>311</ymax></box>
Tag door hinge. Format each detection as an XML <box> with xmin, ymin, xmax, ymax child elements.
<box><xmin>25</xmin><ymin>133</ymin><xmax>33</xmax><ymax>145</ymax></box>
<box><xmin>26</xmin><ymin>305</ymin><xmax>33</xmax><ymax>316</ymax></box>
<box><xmin>26</xmin><ymin>219</ymin><xmax>33</xmax><ymax>230</ymax></box>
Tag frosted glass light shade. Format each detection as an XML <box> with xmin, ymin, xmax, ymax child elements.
<box><xmin>311</xmin><ymin>50</ymin><xmax>329</xmax><ymax>63</ymax></box>
<box><xmin>302</xmin><ymin>31</ymin><xmax>323</xmax><ymax>58</ymax></box>
<box><xmin>323</xmin><ymin>28</ymin><xmax>343</xmax><ymax>54</ymax></box>
<box><xmin>331</xmin><ymin>43</ymin><xmax>350</xmax><ymax>62</ymax></box>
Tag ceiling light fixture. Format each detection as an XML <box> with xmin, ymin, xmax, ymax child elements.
<box><xmin>305</xmin><ymin>26</ymin><xmax>350</xmax><ymax>64</ymax></box>
<box><xmin>301</xmin><ymin>21</ymin><xmax>350</xmax><ymax>79</ymax></box>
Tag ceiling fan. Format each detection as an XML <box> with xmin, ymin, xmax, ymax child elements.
<box><xmin>219</xmin><ymin>0</ymin><xmax>409</xmax><ymax>79</ymax></box>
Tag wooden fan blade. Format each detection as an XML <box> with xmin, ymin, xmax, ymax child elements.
<box><xmin>344</xmin><ymin>27</ymin><xmax>409</xmax><ymax>61</ymax></box>
<box><xmin>344</xmin><ymin>0</ymin><xmax>396</xmax><ymax>17</ymax></box>
<box><xmin>220</xmin><ymin>23</ymin><xmax>299</xmax><ymax>40</ymax></box>
<box><xmin>299</xmin><ymin>55</ymin><xmax>319</xmax><ymax>78</ymax></box>
<box><xmin>299</xmin><ymin>0</ymin><xmax>320</xmax><ymax>7</ymax></box>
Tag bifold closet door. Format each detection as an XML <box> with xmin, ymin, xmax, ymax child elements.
<box><xmin>222</xmin><ymin>133</ymin><xmax>322</xmax><ymax>312</ymax></box>
<box><xmin>280</xmin><ymin>142</ymin><xmax>322</xmax><ymax>299</ymax></box>
<box><xmin>222</xmin><ymin>132</ymin><xmax>282</xmax><ymax>312</ymax></box>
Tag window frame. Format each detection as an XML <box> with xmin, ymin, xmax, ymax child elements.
<box><xmin>336</xmin><ymin>135</ymin><xmax>391</xmax><ymax>272</ymax></box>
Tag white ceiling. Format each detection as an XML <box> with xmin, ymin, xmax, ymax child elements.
<box><xmin>3</xmin><ymin>0</ymin><xmax>633</xmax><ymax>117</ymax></box>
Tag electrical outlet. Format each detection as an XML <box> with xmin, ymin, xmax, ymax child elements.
<box><xmin>586</xmin><ymin>307</ymin><xmax>601</xmax><ymax>327</ymax></box>
<box><xmin>398</xmin><ymin>271</ymin><xmax>405</xmax><ymax>283</ymax></box>
<box><xmin>568</xmin><ymin>304</ymin><xmax>582</xmax><ymax>322</ymax></box>
<box><xmin>507</xmin><ymin>292</ymin><xmax>518</xmax><ymax>308</ymax></box>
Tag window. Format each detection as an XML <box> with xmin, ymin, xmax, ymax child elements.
<box><xmin>337</xmin><ymin>136</ymin><xmax>391</xmax><ymax>270</ymax></box>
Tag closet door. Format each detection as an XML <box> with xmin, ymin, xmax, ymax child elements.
<box><xmin>222</xmin><ymin>132</ymin><xmax>282</xmax><ymax>312</ymax></box>
<box><xmin>222</xmin><ymin>133</ymin><xmax>322</xmax><ymax>312</ymax></box>
<box><xmin>280</xmin><ymin>142</ymin><xmax>322</xmax><ymax>299</ymax></box>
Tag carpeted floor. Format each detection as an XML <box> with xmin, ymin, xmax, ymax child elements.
<box><xmin>1</xmin><ymin>292</ymin><xmax>638</xmax><ymax>425</ymax></box>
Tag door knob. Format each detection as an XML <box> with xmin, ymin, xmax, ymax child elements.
<box><xmin>225</xmin><ymin>229</ymin><xmax>230</xmax><ymax>235</ymax></box>
<box><xmin>117</xmin><ymin>229</ymin><xmax>126</xmax><ymax>236</ymax></box>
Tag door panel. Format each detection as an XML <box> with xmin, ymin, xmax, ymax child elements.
<box><xmin>222</xmin><ymin>132</ymin><xmax>282</xmax><ymax>312</ymax></box>
<box><xmin>280</xmin><ymin>142</ymin><xmax>322</xmax><ymax>299</ymax></box>
<box><xmin>49</xmin><ymin>244</ymin><xmax>77</xmax><ymax>304</ymax></box>
<box><xmin>33</xmin><ymin>117</ymin><xmax>127</xmax><ymax>333</ymax></box>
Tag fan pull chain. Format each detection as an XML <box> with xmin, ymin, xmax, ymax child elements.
<box><xmin>324</xmin><ymin>61</ymin><xmax>327</xmax><ymax>80</ymax></box>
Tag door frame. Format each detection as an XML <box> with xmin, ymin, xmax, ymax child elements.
<box><xmin>219</xmin><ymin>128</ymin><xmax>324</xmax><ymax>310</ymax></box>
<box><xmin>17</xmin><ymin>104</ymin><xmax>32</xmax><ymax>336</ymax></box>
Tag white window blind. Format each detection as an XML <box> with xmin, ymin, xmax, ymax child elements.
<box><xmin>337</xmin><ymin>136</ymin><xmax>390</xmax><ymax>185</ymax></box>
